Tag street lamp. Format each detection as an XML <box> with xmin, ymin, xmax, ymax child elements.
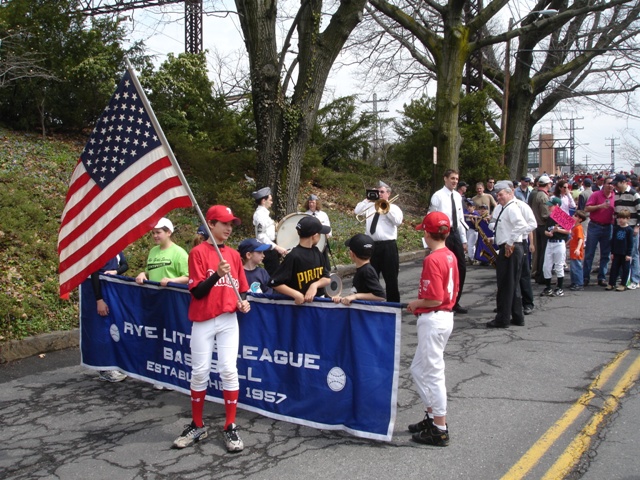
<box><xmin>500</xmin><ymin>9</ymin><xmax>559</xmax><ymax>165</ymax></box>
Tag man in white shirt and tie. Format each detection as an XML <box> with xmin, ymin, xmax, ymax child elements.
<box><xmin>354</xmin><ymin>181</ymin><xmax>404</xmax><ymax>302</ymax></box>
<box><xmin>487</xmin><ymin>183</ymin><xmax>531</xmax><ymax>328</ymax></box>
<box><xmin>429</xmin><ymin>169</ymin><xmax>469</xmax><ymax>314</ymax></box>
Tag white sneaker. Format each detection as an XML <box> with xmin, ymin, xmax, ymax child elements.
<box><xmin>98</xmin><ymin>370</ymin><xmax>127</xmax><ymax>382</ymax></box>
<box><xmin>628</xmin><ymin>282</ymin><xmax>638</xmax><ymax>290</ymax></box>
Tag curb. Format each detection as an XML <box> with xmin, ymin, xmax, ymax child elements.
<box><xmin>1</xmin><ymin>329</ymin><xmax>79</xmax><ymax>364</ymax></box>
<box><xmin>0</xmin><ymin>251</ymin><xmax>427</xmax><ymax>364</ymax></box>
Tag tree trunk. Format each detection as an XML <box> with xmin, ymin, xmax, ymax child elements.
<box><xmin>505</xmin><ymin>76</ymin><xmax>536</xmax><ymax>179</ymax></box>
<box><xmin>235</xmin><ymin>1</ymin><xmax>284</xmax><ymax>209</ymax></box>
<box><xmin>236</xmin><ymin>0</ymin><xmax>366</xmax><ymax>217</ymax></box>
<box><xmin>506</xmin><ymin>94</ymin><xmax>535</xmax><ymax>178</ymax></box>
<box><xmin>433</xmin><ymin>16</ymin><xmax>468</xmax><ymax>175</ymax></box>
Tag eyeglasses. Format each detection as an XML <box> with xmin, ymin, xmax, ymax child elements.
<box><xmin>605</xmin><ymin>182</ymin><xmax>613</xmax><ymax>186</ymax></box>
<box><xmin>561</xmin><ymin>186</ymin><xmax>569</xmax><ymax>189</ymax></box>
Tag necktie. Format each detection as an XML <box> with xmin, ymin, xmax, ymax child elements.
<box><xmin>451</xmin><ymin>193</ymin><xmax>458</xmax><ymax>233</ymax></box>
<box><xmin>370</xmin><ymin>212</ymin><xmax>380</xmax><ymax>235</ymax></box>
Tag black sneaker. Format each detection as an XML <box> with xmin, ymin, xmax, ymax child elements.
<box><xmin>408</xmin><ymin>413</ymin><xmax>433</xmax><ymax>433</ymax></box>
<box><xmin>540</xmin><ymin>288</ymin><xmax>553</xmax><ymax>296</ymax></box>
<box><xmin>411</xmin><ymin>423</ymin><xmax>449</xmax><ymax>447</ymax></box>
<box><xmin>552</xmin><ymin>288</ymin><xmax>564</xmax><ymax>297</ymax></box>
<box><xmin>569</xmin><ymin>285</ymin><xmax>584</xmax><ymax>291</ymax></box>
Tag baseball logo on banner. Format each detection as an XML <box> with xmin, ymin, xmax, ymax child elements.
<box><xmin>327</xmin><ymin>367</ymin><xmax>347</xmax><ymax>392</ymax></box>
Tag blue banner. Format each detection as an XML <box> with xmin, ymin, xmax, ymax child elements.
<box><xmin>80</xmin><ymin>275</ymin><xmax>401</xmax><ymax>441</ymax></box>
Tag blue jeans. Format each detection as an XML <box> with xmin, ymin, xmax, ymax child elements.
<box><xmin>570</xmin><ymin>258</ymin><xmax>583</xmax><ymax>286</ymax></box>
<box><xmin>583</xmin><ymin>222</ymin><xmax>612</xmax><ymax>284</ymax></box>
<box><xmin>630</xmin><ymin>232</ymin><xmax>640</xmax><ymax>284</ymax></box>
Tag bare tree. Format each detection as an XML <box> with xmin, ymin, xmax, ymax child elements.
<box><xmin>361</xmin><ymin>0</ymin><xmax>635</xmax><ymax>179</ymax></box>
<box><xmin>234</xmin><ymin>0</ymin><xmax>367</xmax><ymax>216</ymax></box>
<box><xmin>621</xmin><ymin>129</ymin><xmax>640</xmax><ymax>169</ymax></box>
<box><xmin>0</xmin><ymin>32</ymin><xmax>58</xmax><ymax>88</ymax></box>
<box><xmin>482</xmin><ymin>1</ymin><xmax>640</xmax><ymax>177</ymax></box>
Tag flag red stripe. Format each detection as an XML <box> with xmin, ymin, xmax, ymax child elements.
<box><xmin>58</xmin><ymin>155</ymin><xmax>174</xmax><ymax>253</ymax></box>
<box><xmin>61</xmin><ymin>160</ymin><xmax>91</xmax><ymax>207</ymax></box>
<box><xmin>58</xmin><ymin>178</ymin><xmax>101</xmax><ymax>254</ymax></box>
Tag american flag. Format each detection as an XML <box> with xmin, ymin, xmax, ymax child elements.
<box><xmin>58</xmin><ymin>68</ymin><xmax>193</xmax><ymax>296</ymax></box>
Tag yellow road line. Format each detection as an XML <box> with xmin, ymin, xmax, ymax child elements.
<box><xmin>541</xmin><ymin>353</ymin><xmax>640</xmax><ymax>479</ymax></box>
<box><xmin>501</xmin><ymin>350</ymin><xmax>630</xmax><ymax>480</ymax></box>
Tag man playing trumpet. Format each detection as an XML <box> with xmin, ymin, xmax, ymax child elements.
<box><xmin>354</xmin><ymin>181</ymin><xmax>403</xmax><ymax>303</ymax></box>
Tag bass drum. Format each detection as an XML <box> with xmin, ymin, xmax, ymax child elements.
<box><xmin>276</xmin><ymin>213</ymin><xmax>326</xmax><ymax>252</ymax></box>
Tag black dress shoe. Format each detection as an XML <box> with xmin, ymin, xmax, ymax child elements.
<box><xmin>486</xmin><ymin>320</ymin><xmax>509</xmax><ymax>329</ymax></box>
<box><xmin>453</xmin><ymin>305</ymin><xmax>468</xmax><ymax>314</ymax></box>
<box><xmin>511</xmin><ymin>320</ymin><xmax>525</xmax><ymax>326</ymax></box>
<box><xmin>523</xmin><ymin>306</ymin><xmax>534</xmax><ymax>315</ymax></box>
<box><xmin>598</xmin><ymin>280</ymin><xmax>607</xmax><ymax>287</ymax></box>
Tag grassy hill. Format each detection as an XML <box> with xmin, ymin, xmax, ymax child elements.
<box><xmin>0</xmin><ymin>127</ymin><xmax>424</xmax><ymax>342</ymax></box>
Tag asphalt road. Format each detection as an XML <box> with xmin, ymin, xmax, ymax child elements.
<box><xmin>1</xmin><ymin>258</ymin><xmax>639</xmax><ymax>480</ymax></box>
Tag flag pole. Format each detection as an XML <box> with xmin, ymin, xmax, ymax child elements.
<box><xmin>124</xmin><ymin>58</ymin><xmax>242</xmax><ymax>302</ymax></box>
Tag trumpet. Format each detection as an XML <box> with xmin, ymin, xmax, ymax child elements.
<box><xmin>356</xmin><ymin>195</ymin><xmax>399</xmax><ymax>222</ymax></box>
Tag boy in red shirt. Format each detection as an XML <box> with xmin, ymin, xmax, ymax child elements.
<box><xmin>173</xmin><ymin>205</ymin><xmax>250</xmax><ymax>453</ymax></box>
<box><xmin>406</xmin><ymin>212</ymin><xmax>459</xmax><ymax>447</ymax></box>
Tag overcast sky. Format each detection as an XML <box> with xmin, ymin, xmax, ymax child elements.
<box><xmin>120</xmin><ymin>2</ymin><xmax>640</xmax><ymax>171</ymax></box>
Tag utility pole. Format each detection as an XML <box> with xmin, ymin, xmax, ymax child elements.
<box><xmin>606</xmin><ymin>137</ymin><xmax>619</xmax><ymax>173</ymax></box>
<box><xmin>77</xmin><ymin>1</ymin><xmax>203</xmax><ymax>54</ymax></box>
<box><xmin>560</xmin><ymin>117</ymin><xmax>583</xmax><ymax>174</ymax></box>
<box><xmin>361</xmin><ymin>94</ymin><xmax>388</xmax><ymax>164</ymax></box>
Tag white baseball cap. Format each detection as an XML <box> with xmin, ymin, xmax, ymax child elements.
<box><xmin>538</xmin><ymin>175</ymin><xmax>552</xmax><ymax>185</ymax></box>
<box><xmin>154</xmin><ymin>217</ymin><xmax>174</xmax><ymax>233</ymax></box>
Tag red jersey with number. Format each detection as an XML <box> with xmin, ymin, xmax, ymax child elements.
<box><xmin>414</xmin><ymin>247</ymin><xmax>459</xmax><ymax>315</ymax></box>
<box><xmin>187</xmin><ymin>242</ymin><xmax>249</xmax><ymax>322</ymax></box>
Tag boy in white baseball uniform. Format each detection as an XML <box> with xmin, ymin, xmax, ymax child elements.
<box><xmin>172</xmin><ymin>205</ymin><xmax>250</xmax><ymax>453</ymax></box>
<box><xmin>406</xmin><ymin>212</ymin><xmax>459</xmax><ymax>446</ymax></box>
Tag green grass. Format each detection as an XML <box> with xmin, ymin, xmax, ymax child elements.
<box><xmin>0</xmin><ymin>127</ymin><xmax>424</xmax><ymax>341</ymax></box>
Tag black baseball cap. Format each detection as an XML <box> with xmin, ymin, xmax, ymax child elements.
<box><xmin>296</xmin><ymin>216</ymin><xmax>331</xmax><ymax>237</ymax></box>
<box><xmin>345</xmin><ymin>234</ymin><xmax>374</xmax><ymax>258</ymax></box>
<box><xmin>613</xmin><ymin>174</ymin><xmax>628</xmax><ymax>184</ymax></box>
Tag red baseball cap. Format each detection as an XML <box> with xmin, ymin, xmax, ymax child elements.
<box><xmin>205</xmin><ymin>205</ymin><xmax>241</xmax><ymax>225</ymax></box>
<box><xmin>416</xmin><ymin>211</ymin><xmax>450</xmax><ymax>234</ymax></box>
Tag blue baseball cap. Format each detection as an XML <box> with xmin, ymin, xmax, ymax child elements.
<box><xmin>196</xmin><ymin>224</ymin><xmax>209</xmax><ymax>241</ymax></box>
<box><xmin>238</xmin><ymin>238</ymin><xmax>270</xmax><ymax>257</ymax></box>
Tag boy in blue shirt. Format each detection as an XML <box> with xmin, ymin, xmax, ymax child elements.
<box><xmin>238</xmin><ymin>238</ymin><xmax>272</xmax><ymax>294</ymax></box>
